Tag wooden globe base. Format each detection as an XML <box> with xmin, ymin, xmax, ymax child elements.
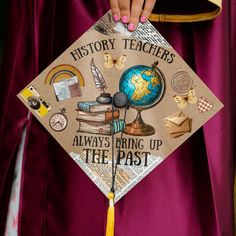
<box><xmin>124</xmin><ymin>111</ymin><xmax>155</xmax><ymax>136</ymax></box>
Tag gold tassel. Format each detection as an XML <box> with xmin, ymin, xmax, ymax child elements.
<box><xmin>105</xmin><ymin>192</ymin><xmax>115</xmax><ymax>236</ymax></box>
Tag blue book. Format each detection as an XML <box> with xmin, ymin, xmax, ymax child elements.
<box><xmin>77</xmin><ymin>101</ymin><xmax>112</xmax><ymax>113</ymax></box>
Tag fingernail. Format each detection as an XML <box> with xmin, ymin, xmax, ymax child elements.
<box><xmin>113</xmin><ymin>14</ymin><xmax>119</xmax><ymax>22</ymax></box>
<box><xmin>140</xmin><ymin>16</ymin><xmax>146</xmax><ymax>23</ymax></box>
<box><xmin>128</xmin><ymin>23</ymin><xmax>135</xmax><ymax>31</ymax></box>
<box><xmin>121</xmin><ymin>16</ymin><xmax>129</xmax><ymax>23</ymax></box>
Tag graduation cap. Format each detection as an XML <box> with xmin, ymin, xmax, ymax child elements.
<box><xmin>18</xmin><ymin>11</ymin><xmax>223</xmax><ymax>236</ymax></box>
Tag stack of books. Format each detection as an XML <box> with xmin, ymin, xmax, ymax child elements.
<box><xmin>76</xmin><ymin>101</ymin><xmax>125</xmax><ymax>135</ymax></box>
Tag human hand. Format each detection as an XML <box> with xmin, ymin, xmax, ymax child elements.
<box><xmin>110</xmin><ymin>0</ymin><xmax>157</xmax><ymax>31</ymax></box>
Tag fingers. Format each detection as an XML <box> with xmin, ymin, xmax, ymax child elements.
<box><xmin>110</xmin><ymin>0</ymin><xmax>121</xmax><ymax>21</ymax></box>
<box><xmin>119</xmin><ymin>0</ymin><xmax>131</xmax><ymax>24</ymax></box>
<box><xmin>128</xmin><ymin>0</ymin><xmax>145</xmax><ymax>31</ymax></box>
<box><xmin>141</xmin><ymin>0</ymin><xmax>156</xmax><ymax>23</ymax></box>
<box><xmin>110</xmin><ymin>0</ymin><xmax>157</xmax><ymax>31</ymax></box>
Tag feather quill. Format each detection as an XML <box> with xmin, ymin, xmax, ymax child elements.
<box><xmin>90</xmin><ymin>58</ymin><xmax>107</xmax><ymax>92</ymax></box>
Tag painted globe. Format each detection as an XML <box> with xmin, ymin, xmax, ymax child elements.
<box><xmin>119</xmin><ymin>65</ymin><xmax>165</xmax><ymax>109</ymax></box>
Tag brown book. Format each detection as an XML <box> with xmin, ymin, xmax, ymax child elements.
<box><xmin>76</xmin><ymin>110</ymin><xmax>119</xmax><ymax>123</ymax></box>
<box><xmin>77</xmin><ymin>119</ymin><xmax>125</xmax><ymax>135</ymax></box>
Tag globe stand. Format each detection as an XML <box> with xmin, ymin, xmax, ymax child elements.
<box><xmin>124</xmin><ymin>110</ymin><xmax>155</xmax><ymax>136</ymax></box>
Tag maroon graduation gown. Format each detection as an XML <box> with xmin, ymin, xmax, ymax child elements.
<box><xmin>0</xmin><ymin>0</ymin><xmax>234</xmax><ymax>235</ymax></box>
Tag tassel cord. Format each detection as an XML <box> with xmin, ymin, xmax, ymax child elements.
<box><xmin>105</xmin><ymin>102</ymin><xmax>128</xmax><ymax>236</ymax></box>
<box><xmin>111</xmin><ymin>103</ymin><xmax>128</xmax><ymax>192</ymax></box>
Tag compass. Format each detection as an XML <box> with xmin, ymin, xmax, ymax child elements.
<box><xmin>49</xmin><ymin>108</ymin><xmax>68</xmax><ymax>132</ymax></box>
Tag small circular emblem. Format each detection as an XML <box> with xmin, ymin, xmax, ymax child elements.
<box><xmin>171</xmin><ymin>71</ymin><xmax>193</xmax><ymax>94</ymax></box>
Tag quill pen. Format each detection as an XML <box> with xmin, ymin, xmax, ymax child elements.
<box><xmin>90</xmin><ymin>58</ymin><xmax>107</xmax><ymax>93</ymax></box>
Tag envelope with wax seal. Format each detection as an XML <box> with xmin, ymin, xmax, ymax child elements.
<box><xmin>164</xmin><ymin>111</ymin><xmax>192</xmax><ymax>138</ymax></box>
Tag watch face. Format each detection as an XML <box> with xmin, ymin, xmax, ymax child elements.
<box><xmin>49</xmin><ymin>113</ymin><xmax>68</xmax><ymax>131</ymax></box>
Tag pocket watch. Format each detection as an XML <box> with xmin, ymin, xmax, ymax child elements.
<box><xmin>49</xmin><ymin>108</ymin><xmax>68</xmax><ymax>132</ymax></box>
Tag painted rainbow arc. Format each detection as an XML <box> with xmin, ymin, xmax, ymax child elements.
<box><xmin>44</xmin><ymin>64</ymin><xmax>85</xmax><ymax>86</ymax></box>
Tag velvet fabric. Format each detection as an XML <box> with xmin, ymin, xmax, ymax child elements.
<box><xmin>0</xmin><ymin>0</ymin><xmax>235</xmax><ymax>235</ymax></box>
